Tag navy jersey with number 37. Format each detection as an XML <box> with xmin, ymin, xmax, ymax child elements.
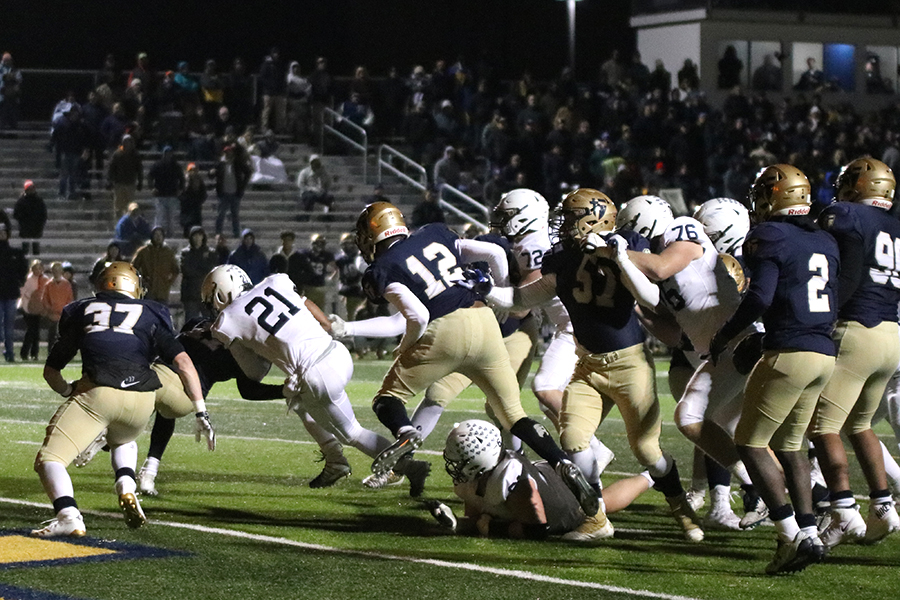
<box><xmin>46</xmin><ymin>292</ymin><xmax>184</xmax><ymax>391</ymax></box>
<box><xmin>362</xmin><ymin>223</ymin><xmax>478</xmax><ymax>322</ymax></box>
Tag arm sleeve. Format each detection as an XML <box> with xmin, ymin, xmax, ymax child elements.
<box><xmin>235</xmin><ymin>371</ymin><xmax>284</xmax><ymax>401</ymax></box>
<box><xmin>457</xmin><ymin>238</ymin><xmax>509</xmax><ymax>286</ymax></box>
<box><xmin>344</xmin><ymin>310</ymin><xmax>406</xmax><ymax>338</ymax></box>
<box><xmin>716</xmin><ymin>258</ymin><xmax>778</xmax><ymax>344</ymax></box>
<box><xmin>384</xmin><ymin>282</ymin><xmax>430</xmax><ymax>353</ymax></box>
<box><xmin>513</xmin><ymin>273</ymin><xmax>557</xmax><ymax>309</ymax></box>
<box><xmin>616</xmin><ymin>250</ymin><xmax>661</xmax><ymax>309</ymax></box>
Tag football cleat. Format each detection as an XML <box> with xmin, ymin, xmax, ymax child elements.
<box><xmin>562</xmin><ymin>508</ymin><xmax>615</xmax><ymax>543</ymax></box>
<box><xmin>819</xmin><ymin>505</ymin><xmax>867</xmax><ymax>548</ymax></box>
<box><xmin>373</xmin><ymin>429</ymin><xmax>423</xmax><ymax>477</ymax></box>
<box><xmin>309</xmin><ymin>462</ymin><xmax>351</xmax><ymax>489</ymax></box>
<box><xmin>426</xmin><ymin>500</ymin><xmax>458</xmax><ymax>531</ymax></box>
<box><xmin>861</xmin><ymin>501</ymin><xmax>899</xmax><ymax>545</ymax></box>
<box><xmin>361</xmin><ymin>470</ymin><xmax>406</xmax><ymax>489</ymax></box>
<box><xmin>685</xmin><ymin>487</ymin><xmax>707</xmax><ymax>512</ymax></box>
<box><xmin>395</xmin><ymin>455</ymin><xmax>431</xmax><ymax>498</ymax></box>
<box><xmin>703</xmin><ymin>486</ymin><xmax>741</xmax><ymax>531</ymax></box>
<box><xmin>119</xmin><ymin>493</ymin><xmax>147</xmax><ymax>529</ymax></box>
<box><xmin>137</xmin><ymin>468</ymin><xmax>158</xmax><ymax>497</ymax></box>
<box><xmin>555</xmin><ymin>459</ymin><xmax>600</xmax><ymax>516</ymax></box>
<box><xmin>765</xmin><ymin>531</ymin><xmax>825</xmax><ymax>575</ymax></box>
<box><xmin>666</xmin><ymin>493</ymin><xmax>705</xmax><ymax>543</ymax></box>
<box><xmin>31</xmin><ymin>513</ymin><xmax>86</xmax><ymax>538</ymax></box>
<box><xmin>740</xmin><ymin>490</ymin><xmax>769</xmax><ymax>529</ymax></box>
<box><xmin>74</xmin><ymin>430</ymin><xmax>108</xmax><ymax>468</ymax></box>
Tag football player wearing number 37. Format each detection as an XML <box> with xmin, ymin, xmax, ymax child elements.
<box><xmin>33</xmin><ymin>262</ymin><xmax>211</xmax><ymax>539</ymax></box>
<box><xmin>485</xmin><ymin>189</ymin><xmax>704</xmax><ymax>544</ymax></box>
<box><xmin>708</xmin><ymin>165</ymin><xmax>839</xmax><ymax>575</ymax></box>
<box><xmin>201</xmin><ymin>265</ymin><xmax>431</xmax><ymax>495</ymax></box>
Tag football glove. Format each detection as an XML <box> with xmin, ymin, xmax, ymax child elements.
<box><xmin>195</xmin><ymin>411</ymin><xmax>216</xmax><ymax>451</ymax></box>
<box><xmin>457</xmin><ymin>267</ymin><xmax>493</xmax><ymax>296</ymax></box>
<box><xmin>580</xmin><ymin>232</ymin><xmax>607</xmax><ymax>254</ymax></box>
<box><xmin>425</xmin><ymin>500</ymin><xmax>458</xmax><ymax>532</ymax></box>
<box><xmin>607</xmin><ymin>234</ymin><xmax>629</xmax><ymax>263</ymax></box>
<box><xmin>732</xmin><ymin>331</ymin><xmax>765</xmax><ymax>375</ymax></box>
<box><xmin>328</xmin><ymin>314</ymin><xmax>347</xmax><ymax>338</ymax></box>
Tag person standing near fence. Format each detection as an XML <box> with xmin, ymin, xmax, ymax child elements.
<box><xmin>13</xmin><ymin>180</ymin><xmax>47</xmax><ymax>255</ymax></box>
<box><xmin>18</xmin><ymin>259</ymin><xmax>48</xmax><ymax>361</ymax></box>
<box><xmin>0</xmin><ymin>224</ymin><xmax>27</xmax><ymax>362</ymax></box>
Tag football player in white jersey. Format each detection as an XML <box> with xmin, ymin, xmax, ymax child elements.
<box><xmin>201</xmin><ymin>265</ymin><xmax>431</xmax><ymax>495</ymax></box>
<box><xmin>491</xmin><ymin>188</ymin><xmax>616</xmax><ymax>473</ymax></box>
<box><xmin>611</xmin><ymin>195</ymin><xmax>764</xmax><ymax>530</ymax></box>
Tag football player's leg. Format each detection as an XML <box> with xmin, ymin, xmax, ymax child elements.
<box><xmin>110</xmin><ymin>441</ymin><xmax>140</xmax><ymax>496</ymax></box>
<box><xmin>532</xmin><ymin>330</ymin><xmax>576</xmax><ymax>428</ymax></box>
<box><xmin>412</xmin><ymin>372</ymin><xmax>472</xmax><ymax>439</ymax></box>
<box><xmin>558</xmin><ymin>378</ymin><xmax>608</xmax><ymax>493</ymax></box>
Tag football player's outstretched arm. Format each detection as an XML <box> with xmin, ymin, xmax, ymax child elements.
<box><xmin>172</xmin><ymin>351</ymin><xmax>216</xmax><ymax>451</ymax></box>
<box><xmin>384</xmin><ymin>282</ymin><xmax>429</xmax><ymax>354</ymax></box>
<box><xmin>330</xmin><ymin>310</ymin><xmax>406</xmax><ymax>339</ymax></box>
<box><xmin>627</xmin><ymin>240</ymin><xmax>702</xmax><ymax>281</ymax></box>
<box><xmin>304</xmin><ymin>297</ymin><xmax>332</xmax><ymax>331</ymax></box>
<box><xmin>456</xmin><ymin>238</ymin><xmax>509</xmax><ymax>286</ymax></box>
<box><xmin>486</xmin><ymin>272</ymin><xmax>557</xmax><ymax>311</ymax></box>
<box><xmin>611</xmin><ymin>236</ymin><xmax>661</xmax><ymax>309</ymax></box>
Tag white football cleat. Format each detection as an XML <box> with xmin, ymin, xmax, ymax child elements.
<box><xmin>138</xmin><ymin>469</ymin><xmax>158</xmax><ymax>497</ymax></box>
<box><xmin>703</xmin><ymin>485</ymin><xmax>742</xmax><ymax>531</ymax></box>
<box><xmin>862</xmin><ymin>501</ymin><xmax>900</xmax><ymax>545</ymax></box>
<box><xmin>74</xmin><ymin>430</ymin><xmax>108</xmax><ymax>468</ymax></box>
<box><xmin>362</xmin><ymin>470</ymin><xmax>406</xmax><ymax>489</ymax></box>
<box><xmin>685</xmin><ymin>487</ymin><xmax>706</xmax><ymax>512</ymax></box>
<box><xmin>820</xmin><ymin>505</ymin><xmax>867</xmax><ymax>549</ymax></box>
<box><xmin>31</xmin><ymin>513</ymin><xmax>86</xmax><ymax>538</ymax></box>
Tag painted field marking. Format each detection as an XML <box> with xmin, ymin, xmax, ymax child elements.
<box><xmin>0</xmin><ymin>497</ymin><xmax>702</xmax><ymax>600</ymax></box>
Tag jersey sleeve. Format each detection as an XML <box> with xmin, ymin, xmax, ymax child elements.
<box><xmin>660</xmin><ymin>216</ymin><xmax>705</xmax><ymax>248</ymax></box>
<box><xmin>211</xmin><ymin>311</ymin><xmax>236</xmax><ymax>347</ymax></box>
<box><xmin>818</xmin><ymin>203</ymin><xmax>862</xmax><ymax>241</ymax></box>
<box><xmin>742</xmin><ymin>223</ymin><xmax>787</xmax><ymax>270</ymax></box>
<box><xmin>618</xmin><ymin>229</ymin><xmax>651</xmax><ymax>252</ymax></box>
<box><xmin>361</xmin><ymin>266</ymin><xmax>389</xmax><ymax>304</ymax></box>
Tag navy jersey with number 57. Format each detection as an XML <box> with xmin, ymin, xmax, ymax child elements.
<box><xmin>819</xmin><ymin>202</ymin><xmax>900</xmax><ymax>326</ymax></box>
<box><xmin>742</xmin><ymin>219</ymin><xmax>839</xmax><ymax>354</ymax></box>
<box><xmin>362</xmin><ymin>223</ymin><xmax>478</xmax><ymax>322</ymax></box>
<box><xmin>541</xmin><ymin>230</ymin><xmax>649</xmax><ymax>354</ymax></box>
<box><xmin>46</xmin><ymin>292</ymin><xmax>184</xmax><ymax>391</ymax></box>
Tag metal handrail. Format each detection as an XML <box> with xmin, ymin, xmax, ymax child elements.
<box><xmin>321</xmin><ymin>107</ymin><xmax>367</xmax><ymax>182</ymax></box>
<box><xmin>438</xmin><ymin>183</ymin><xmax>489</xmax><ymax>218</ymax></box>
<box><xmin>376</xmin><ymin>145</ymin><xmax>428</xmax><ymax>189</ymax></box>
<box><xmin>439</xmin><ymin>200</ymin><xmax>490</xmax><ymax>232</ymax></box>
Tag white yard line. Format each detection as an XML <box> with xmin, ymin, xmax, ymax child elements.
<box><xmin>0</xmin><ymin>497</ymin><xmax>702</xmax><ymax>600</ymax></box>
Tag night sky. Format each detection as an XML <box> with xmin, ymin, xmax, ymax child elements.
<box><xmin>2</xmin><ymin>1</ymin><xmax>633</xmax><ymax>80</ymax></box>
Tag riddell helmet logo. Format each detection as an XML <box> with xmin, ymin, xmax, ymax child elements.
<box><xmin>382</xmin><ymin>226</ymin><xmax>408</xmax><ymax>237</ymax></box>
<box><xmin>786</xmin><ymin>207</ymin><xmax>810</xmax><ymax>215</ymax></box>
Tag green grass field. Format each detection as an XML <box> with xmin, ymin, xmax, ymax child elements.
<box><xmin>1</xmin><ymin>359</ymin><xmax>898</xmax><ymax>600</ymax></box>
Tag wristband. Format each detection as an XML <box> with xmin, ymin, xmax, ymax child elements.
<box><xmin>193</xmin><ymin>398</ymin><xmax>207</xmax><ymax>414</ymax></box>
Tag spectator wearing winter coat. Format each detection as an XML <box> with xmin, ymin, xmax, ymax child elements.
<box><xmin>179</xmin><ymin>162</ymin><xmax>207</xmax><ymax>238</ymax></box>
<box><xmin>13</xmin><ymin>180</ymin><xmax>47</xmax><ymax>255</ymax></box>
<box><xmin>180</xmin><ymin>226</ymin><xmax>217</xmax><ymax>320</ymax></box>
<box><xmin>0</xmin><ymin>224</ymin><xmax>27</xmax><ymax>361</ymax></box>
<box><xmin>131</xmin><ymin>227</ymin><xmax>179</xmax><ymax>304</ymax></box>
<box><xmin>147</xmin><ymin>146</ymin><xmax>185</xmax><ymax>238</ymax></box>
<box><xmin>18</xmin><ymin>258</ymin><xmax>48</xmax><ymax>361</ymax></box>
<box><xmin>214</xmin><ymin>144</ymin><xmax>252</xmax><ymax>238</ymax></box>
<box><xmin>227</xmin><ymin>228</ymin><xmax>269</xmax><ymax>284</ymax></box>
<box><xmin>113</xmin><ymin>202</ymin><xmax>153</xmax><ymax>258</ymax></box>
<box><xmin>107</xmin><ymin>134</ymin><xmax>143</xmax><ymax>220</ymax></box>
<box><xmin>89</xmin><ymin>241</ymin><xmax>124</xmax><ymax>289</ymax></box>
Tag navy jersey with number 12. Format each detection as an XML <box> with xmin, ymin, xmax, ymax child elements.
<box><xmin>362</xmin><ymin>223</ymin><xmax>478</xmax><ymax>322</ymax></box>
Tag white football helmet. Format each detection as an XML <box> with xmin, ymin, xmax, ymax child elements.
<box><xmin>693</xmin><ymin>198</ymin><xmax>750</xmax><ymax>255</ymax></box>
<box><xmin>491</xmin><ymin>188</ymin><xmax>549</xmax><ymax>237</ymax></box>
<box><xmin>201</xmin><ymin>265</ymin><xmax>253</xmax><ymax>313</ymax></box>
<box><xmin>615</xmin><ymin>195</ymin><xmax>674</xmax><ymax>240</ymax></box>
<box><xmin>443</xmin><ymin>419</ymin><xmax>503</xmax><ymax>484</ymax></box>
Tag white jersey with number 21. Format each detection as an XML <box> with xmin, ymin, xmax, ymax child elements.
<box><xmin>212</xmin><ymin>273</ymin><xmax>332</xmax><ymax>375</ymax></box>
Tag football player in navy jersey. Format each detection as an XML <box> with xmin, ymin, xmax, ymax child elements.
<box><xmin>809</xmin><ymin>157</ymin><xmax>900</xmax><ymax>546</ymax></box>
<box><xmin>487</xmin><ymin>190</ymin><xmax>704</xmax><ymax>543</ymax></box>
<box><xmin>32</xmin><ymin>262</ymin><xmax>212</xmax><ymax>538</ymax></box>
<box><xmin>710</xmin><ymin>164</ymin><xmax>839</xmax><ymax>574</ymax></box>
<box><xmin>354</xmin><ymin>202</ymin><xmax>599</xmax><ymax>516</ymax></box>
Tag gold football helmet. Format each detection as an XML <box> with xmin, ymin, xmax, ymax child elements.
<box><xmin>96</xmin><ymin>261</ymin><xmax>144</xmax><ymax>299</ymax></box>
<box><xmin>834</xmin><ymin>157</ymin><xmax>896</xmax><ymax>209</ymax></box>
<box><xmin>559</xmin><ymin>188</ymin><xmax>617</xmax><ymax>241</ymax></box>
<box><xmin>355</xmin><ymin>202</ymin><xmax>409</xmax><ymax>262</ymax></box>
<box><xmin>748</xmin><ymin>164</ymin><xmax>811</xmax><ymax>222</ymax></box>
<box><xmin>719</xmin><ymin>253</ymin><xmax>747</xmax><ymax>294</ymax></box>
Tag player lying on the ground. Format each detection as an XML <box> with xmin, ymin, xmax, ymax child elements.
<box><xmin>428</xmin><ymin>420</ymin><xmax>651</xmax><ymax>541</ymax></box>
